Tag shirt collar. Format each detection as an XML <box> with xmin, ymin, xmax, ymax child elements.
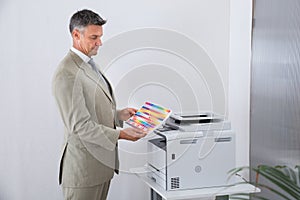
<box><xmin>70</xmin><ymin>47</ymin><xmax>91</xmax><ymax>63</ymax></box>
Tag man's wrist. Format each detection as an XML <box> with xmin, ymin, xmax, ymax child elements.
<box><xmin>118</xmin><ymin>130</ymin><xmax>124</xmax><ymax>139</ymax></box>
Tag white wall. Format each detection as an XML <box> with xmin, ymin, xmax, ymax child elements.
<box><xmin>229</xmin><ymin>0</ymin><xmax>253</xmax><ymax>169</ymax></box>
<box><xmin>0</xmin><ymin>0</ymin><xmax>252</xmax><ymax>199</ymax></box>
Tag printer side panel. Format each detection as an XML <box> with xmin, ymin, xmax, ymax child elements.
<box><xmin>166</xmin><ymin>130</ymin><xmax>236</xmax><ymax>190</ymax></box>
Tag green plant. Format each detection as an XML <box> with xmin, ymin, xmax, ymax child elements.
<box><xmin>228</xmin><ymin>165</ymin><xmax>300</xmax><ymax>200</ymax></box>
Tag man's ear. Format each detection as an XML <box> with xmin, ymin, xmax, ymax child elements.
<box><xmin>72</xmin><ymin>29</ymin><xmax>81</xmax><ymax>41</ymax></box>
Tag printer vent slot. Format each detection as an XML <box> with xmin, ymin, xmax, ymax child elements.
<box><xmin>171</xmin><ymin>177</ymin><xmax>180</xmax><ymax>189</ymax></box>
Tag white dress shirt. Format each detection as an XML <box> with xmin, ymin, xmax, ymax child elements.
<box><xmin>70</xmin><ymin>47</ymin><xmax>110</xmax><ymax>93</ymax></box>
<box><xmin>70</xmin><ymin>47</ymin><xmax>90</xmax><ymax>63</ymax></box>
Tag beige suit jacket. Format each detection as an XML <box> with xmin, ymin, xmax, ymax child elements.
<box><xmin>53</xmin><ymin>51</ymin><xmax>121</xmax><ymax>187</ymax></box>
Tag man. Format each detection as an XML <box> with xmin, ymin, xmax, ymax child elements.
<box><xmin>52</xmin><ymin>9</ymin><xmax>147</xmax><ymax>200</ymax></box>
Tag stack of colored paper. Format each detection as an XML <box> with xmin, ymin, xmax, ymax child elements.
<box><xmin>126</xmin><ymin>102</ymin><xmax>172</xmax><ymax>132</ymax></box>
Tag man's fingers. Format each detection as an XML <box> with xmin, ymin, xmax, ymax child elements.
<box><xmin>131</xmin><ymin>128</ymin><xmax>147</xmax><ymax>140</ymax></box>
<box><xmin>134</xmin><ymin>128</ymin><xmax>147</xmax><ymax>135</ymax></box>
<box><xmin>121</xmin><ymin>127</ymin><xmax>147</xmax><ymax>141</ymax></box>
<box><xmin>139</xmin><ymin>132</ymin><xmax>147</xmax><ymax>138</ymax></box>
<box><xmin>133</xmin><ymin>132</ymin><xmax>147</xmax><ymax>141</ymax></box>
<box><xmin>128</xmin><ymin>108</ymin><xmax>137</xmax><ymax>115</ymax></box>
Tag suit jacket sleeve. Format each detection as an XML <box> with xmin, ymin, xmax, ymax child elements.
<box><xmin>53</xmin><ymin>72</ymin><xmax>120</xmax><ymax>152</ymax></box>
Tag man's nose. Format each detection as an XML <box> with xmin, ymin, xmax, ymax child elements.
<box><xmin>96</xmin><ymin>38</ymin><xmax>102</xmax><ymax>46</ymax></box>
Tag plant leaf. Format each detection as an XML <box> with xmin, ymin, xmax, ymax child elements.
<box><xmin>254</xmin><ymin>165</ymin><xmax>300</xmax><ymax>199</ymax></box>
<box><xmin>229</xmin><ymin>165</ymin><xmax>300</xmax><ymax>200</ymax></box>
<box><xmin>227</xmin><ymin>166</ymin><xmax>250</xmax><ymax>182</ymax></box>
<box><xmin>277</xmin><ymin>165</ymin><xmax>298</xmax><ymax>185</ymax></box>
<box><xmin>296</xmin><ymin>165</ymin><xmax>300</xmax><ymax>187</ymax></box>
<box><xmin>252</xmin><ymin>182</ymin><xmax>292</xmax><ymax>200</ymax></box>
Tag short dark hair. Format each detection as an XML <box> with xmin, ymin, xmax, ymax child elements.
<box><xmin>69</xmin><ymin>9</ymin><xmax>106</xmax><ymax>33</ymax></box>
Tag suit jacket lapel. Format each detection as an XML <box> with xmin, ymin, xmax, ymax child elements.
<box><xmin>69</xmin><ymin>51</ymin><xmax>114</xmax><ymax>103</ymax></box>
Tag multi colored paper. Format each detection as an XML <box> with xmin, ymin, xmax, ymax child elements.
<box><xmin>126</xmin><ymin>102</ymin><xmax>172</xmax><ymax>132</ymax></box>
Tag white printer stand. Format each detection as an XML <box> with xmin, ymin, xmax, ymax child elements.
<box><xmin>132</xmin><ymin>170</ymin><xmax>259</xmax><ymax>200</ymax></box>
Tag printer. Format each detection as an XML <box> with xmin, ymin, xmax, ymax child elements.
<box><xmin>147</xmin><ymin>112</ymin><xmax>236</xmax><ymax>191</ymax></box>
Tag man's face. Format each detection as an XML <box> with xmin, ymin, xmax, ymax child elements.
<box><xmin>73</xmin><ymin>25</ymin><xmax>103</xmax><ymax>57</ymax></box>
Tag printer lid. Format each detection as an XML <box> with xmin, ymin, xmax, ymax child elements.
<box><xmin>165</xmin><ymin>112</ymin><xmax>231</xmax><ymax>132</ymax></box>
<box><xmin>170</xmin><ymin>112</ymin><xmax>224</xmax><ymax>124</ymax></box>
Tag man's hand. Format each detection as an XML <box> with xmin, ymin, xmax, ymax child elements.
<box><xmin>119</xmin><ymin>127</ymin><xmax>147</xmax><ymax>141</ymax></box>
<box><xmin>118</xmin><ymin>108</ymin><xmax>137</xmax><ymax>121</ymax></box>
